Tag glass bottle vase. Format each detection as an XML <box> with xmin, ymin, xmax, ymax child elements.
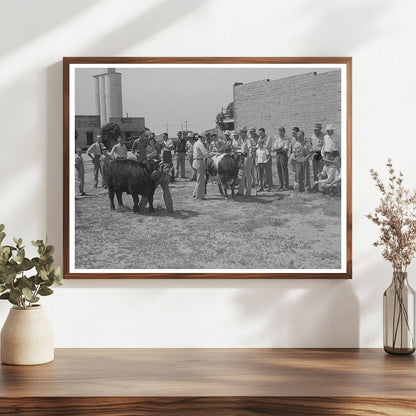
<box><xmin>383</xmin><ymin>271</ymin><xmax>416</xmax><ymax>355</ymax></box>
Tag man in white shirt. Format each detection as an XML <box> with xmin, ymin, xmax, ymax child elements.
<box><xmin>272</xmin><ymin>127</ymin><xmax>291</xmax><ymax>190</ymax></box>
<box><xmin>161</xmin><ymin>133</ymin><xmax>174</xmax><ymax>183</ymax></box>
<box><xmin>258</xmin><ymin>128</ymin><xmax>273</xmax><ymax>189</ymax></box>
<box><xmin>321</xmin><ymin>124</ymin><xmax>340</xmax><ymax>158</ymax></box>
<box><xmin>192</xmin><ymin>133</ymin><xmax>210</xmax><ymax>200</ymax></box>
<box><xmin>110</xmin><ymin>136</ymin><xmax>128</xmax><ymax>160</ymax></box>
<box><xmin>87</xmin><ymin>134</ymin><xmax>105</xmax><ymax>187</ymax></box>
<box><xmin>237</xmin><ymin>127</ymin><xmax>255</xmax><ymax>196</ymax></box>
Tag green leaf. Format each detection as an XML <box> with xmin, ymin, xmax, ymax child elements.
<box><xmin>0</xmin><ymin>292</ymin><xmax>10</xmax><ymax>299</ymax></box>
<box><xmin>0</xmin><ymin>224</ymin><xmax>5</xmax><ymax>232</ymax></box>
<box><xmin>45</xmin><ymin>245</ymin><xmax>55</xmax><ymax>256</ymax></box>
<box><xmin>8</xmin><ymin>297</ymin><xmax>18</xmax><ymax>306</ymax></box>
<box><xmin>0</xmin><ymin>232</ymin><xmax>6</xmax><ymax>244</ymax></box>
<box><xmin>32</xmin><ymin>240</ymin><xmax>43</xmax><ymax>247</ymax></box>
<box><xmin>9</xmin><ymin>288</ymin><xmax>21</xmax><ymax>301</ymax></box>
<box><xmin>17</xmin><ymin>276</ymin><xmax>35</xmax><ymax>290</ymax></box>
<box><xmin>0</xmin><ymin>285</ymin><xmax>6</xmax><ymax>294</ymax></box>
<box><xmin>22</xmin><ymin>287</ymin><xmax>34</xmax><ymax>301</ymax></box>
<box><xmin>39</xmin><ymin>269</ymin><xmax>48</xmax><ymax>281</ymax></box>
<box><xmin>20</xmin><ymin>258</ymin><xmax>34</xmax><ymax>271</ymax></box>
<box><xmin>17</xmin><ymin>248</ymin><xmax>25</xmax><ymax>263</ymax></box>
<box><xmin>13</xmin><ymin>237</ymin><xmax>22</xmax><ymax>248</ymax></box>
<box><xmin>52</xmin><ymin>267</ymin><xmax>63</xmax><ymax>285</ymax></box>
<box><xmin>2</xmin><ymin>270</ymin><xmax>17</xmax><ymax>285</ymax></box>
<box><xmin>38</xmin><ymin>287</ymin><xmax>53</xmax><ymax>296</ymax></box>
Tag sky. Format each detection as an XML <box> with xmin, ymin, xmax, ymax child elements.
<box><xmin>75</xmin><ymin>66</ymin><xmax>332</xmax><ymax>135</ymax></box>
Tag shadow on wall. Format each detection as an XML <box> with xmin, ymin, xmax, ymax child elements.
<box><xmin>45</xmin><ymin>0</ymin><xmax>206</xmax><ymax>263</ymax></box>
<box><xmin>79</xmin><ymin>0</ymin><xmax>206</xmax><ymax>55</ymax></box>
<box><xmin>294</xmin><ymin>0</ymin><xmax>393</xmax><ymax>52</ymax></box>
<box><xmin>233</xmin><ymin>280</ymin><xmax>359</xmax><ymax>348</ymax></box>
<box><xmin>1</xmin><ymin>0</ymin><xmax>101</xmax><ymax>57</ymax></box>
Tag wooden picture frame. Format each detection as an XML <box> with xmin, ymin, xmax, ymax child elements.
<box><xmin>63</xmin><ymin>57</ymin><xmax>352</xmax><ymax>279</ymax></box>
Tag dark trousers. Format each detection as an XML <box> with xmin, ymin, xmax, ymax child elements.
<box><xmin>276</xmin><ymin>153</ymin><xmax>289</xmax><ymax>189</ymax></box>
<box><xmin>162</xmin><ymin>151</ymin><xmax>175</xmax><ymax>182</ymax></box>
<box><xmin>93</xmin><ymin>155</ymin><xmax>101</xmax><ymax>186</ymax></box>
<box><xmin>176</xmin><ymin>152</ymin><xmax>186</xmax><ymax>178</ymax></box>
<box><xmin>265</xmin><ymin>158</ymin><xmax>273</xmax><ymax>188</ymax></box>
<box><xmin>296</xmin><ymin>162</ymin><xmax>305</xmax><ymax>192</ymax></box>
<box><xmin>258</xmin><ymin>163</ymin><xmax>266</xmax><ymax>190</ymax></box>
<box><xmin>312</xmin><ymin>152</ymin><xmax>323</xmax><ymax>181</ymax></box>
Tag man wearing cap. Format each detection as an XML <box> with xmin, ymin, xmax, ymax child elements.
<box><xmin>192</xmin><ymin>133</ymin><xmax>210</xmax><ymax>200</ymax></box>
<box><xmin>100</xmin><ymin>146</ymin><xmax>112</xmax><ymax>189</ymax></box>
<box><xmin>161</xmin><ymin>133</ymin><xmax>175</xmax><ymax>182</ymax></box>
<box><xmin>110</xmin><ymin>136</ymin><xmax>128</xmax><ymax>160</ymax></box>
<box><xmin>238</xmin><ymin>127</ymin><xmax>255</xmax><ymax>196</ymax></box>
<box><xmin>75</xmin><ymin>148</ymin><xmax>86</xmax><ymax>196</ymax></box>
<box><xmin>272</xmin><ymin>127</ymin><xmax>291</xmax><ymax>190</ymax></box>
<box><xmin>318</xmin><ymin>155</ymin><xmax>341</xmax><ymax>194</ymax></box>
<box><xmin>248</xmin><ymin>127</ymin><xmax>259</xmax><ymax>186</ymax></box>
<box><xmin>87</xmin><ymin>134</ymin><xmax>105</xmax><ymax>187</ymax></box>
<box><xmin>186</xmin><ymin>133</ymin><xmax>197</xmax><ymax>181</ymax></box>
<box><xmin>231</xmin><ymin>130</ymin><xmax>243</xmax><ymax>153</ymax></box>
<box><xmin>258</xmin><ymin>128</ymin><xmax>273</xmax><ymax>189</ymax></box>
<box><xmin>132</xmin><ymin>131</ymin><xmax>148</xmax><ymax>163</ymax></box>
<box><xmin>175</xmin><ymin>131</ymin><xmax>187</xmax><ymax>179</ymax></box>
<box><xmin>309</xmin><ymin>123</ymin><xmax>325</xmax><ymax>182</ymax></box>
<box><xmin>321</xmin><ymin>125</ymin><xmax>340</xmax><ymax>159</ymax></box>
<box><xmin>223</xmin><ymin>131</ymin><xmax>233</xmax><ymax>153</ymax></box>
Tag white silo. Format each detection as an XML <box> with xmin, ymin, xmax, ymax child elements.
<box><xmin>93</xmin><ymin>68</ymin><xmax>123</xmax><ymax>126</ymax></box>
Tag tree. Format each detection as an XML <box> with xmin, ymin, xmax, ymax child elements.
<box><xmin>215</xmin><ymin>102</ymin><xmax>234</xmax><ymax>131</ymax></box>
<box><xmin>224</xmin><ymin>102</ymin><xmax>234</xmax><ymax>119</ymax></box>
<box><xmin>100</xmin><ymin>123</ymin><xmax>121</xmax><ymax>150</ymax></box>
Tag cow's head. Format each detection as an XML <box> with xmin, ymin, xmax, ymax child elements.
<box><xmin>233</xmin><ymin>153</ymin><xmax>244</xmax><ymax>169</ymax></box>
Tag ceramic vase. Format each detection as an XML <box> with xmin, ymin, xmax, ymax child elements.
<box><xmin>1</xmin><ymin>305</ymin><xmax>54</xmax><ymax>365</ymax></box>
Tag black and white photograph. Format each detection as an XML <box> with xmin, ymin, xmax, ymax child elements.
<box><xmin>64</xmin><ymin>58</ymin><xmax>352</xmax><ymax>278</ymax></box>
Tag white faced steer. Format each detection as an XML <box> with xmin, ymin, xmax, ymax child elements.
<box><xmin>206</xmin><ymin>153</ymin><xmax>242</xmax><ymax>200</ymax></box>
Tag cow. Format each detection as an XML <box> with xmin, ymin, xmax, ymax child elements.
<box><xmin>103</xmin><ymin>159</ymin><xmax>160</xmax><ymax>213</ymax></box>
<box><xmin>206</xmin><ymin>153</ymin><xmax>242</xmax><ymax>200</ymax></box>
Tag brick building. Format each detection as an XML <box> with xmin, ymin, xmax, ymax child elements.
<box><xmin>75</xmin><ymin>115</ymin><xmax>145</xmax><ymax>148</ymax></box>
<box><xmin>233</xmin><ymin>70</ymin><xmax>341</xmax><ymax>138</ymax></box>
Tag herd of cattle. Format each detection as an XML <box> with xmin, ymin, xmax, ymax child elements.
<box><xmin>100</xmin><ymin>152</ymin><xmax>241</xmax><ymax>213</ymax></box>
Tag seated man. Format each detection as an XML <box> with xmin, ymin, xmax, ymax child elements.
<box><xmin>317</xmin><ymin>156</ymin><xmax>341</xmax><ymax>195</ymax></box>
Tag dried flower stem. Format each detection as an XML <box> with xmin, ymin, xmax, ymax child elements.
<box><xmin>366</xmin><ymin>159</ymin><xmax>416</xmax><ymax>271</ymax></box>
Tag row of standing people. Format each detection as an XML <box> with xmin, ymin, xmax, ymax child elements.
<box><xmin>188</xmin><ymin>123</ymin><xmax>341</xmax><ymax>200</ymax></box>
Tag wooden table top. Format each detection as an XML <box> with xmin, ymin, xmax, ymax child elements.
<box><xmin>1</xmin><ymin>348</ymin><xmax>415</xmax><ymax>398</ymax></box>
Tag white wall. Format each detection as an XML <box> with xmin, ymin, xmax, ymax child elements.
<box><xmin>1</xmin><ymin>0</ymin><xmax>415</xmax><ymax>347</ymax></box>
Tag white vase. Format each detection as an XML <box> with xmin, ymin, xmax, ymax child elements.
<box><xmin>1</xmin><ymin>305</ymin><xmax>54</xmax><ymax>365</ymax></box>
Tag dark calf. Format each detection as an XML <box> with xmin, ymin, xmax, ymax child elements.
<box><xmin>105</xmin><ymin>159</ymin><xmax>159</xmax><ymax>213</ymax></box>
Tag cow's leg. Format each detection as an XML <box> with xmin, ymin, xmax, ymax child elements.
<box><xmin>221</xmin><ymin>181</ymin><xmax>229</xmax><ymax>200</ymax></box>
<box><xmin>217</xmin><ymin>183</ymin><xmax>225</xmax><ymax>197</ymax></box>
<box><xmin>132</xmin><ymin>193</ymin><xmax>140</xmax><ymax>213</ymax></box>
<box><xmin>108</xmin><ymin>185</ymin><xmax>116</xmax><ymax>210</ymax></box>
<box><xmin>137</xmin><ymin>195</ymin><xmax>148</xmax><ymax>213</ymax></box>
<box><xmin>116</xmin><ymin>191</ymin><xmax>123</xmax><ymax>208</ymax></box>
<box><xmin>148</xmin><ymin>192</ymin><xmax>155</xmax><ymax>213</ymax></box>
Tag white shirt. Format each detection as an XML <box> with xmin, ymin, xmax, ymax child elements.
<box><xmin>87</xmin><ymin>141</ymin><xmax>104</xmax><ymax>157</ymax></box>
<box><xmin>256</xmin><ymin>148</ymin><xmax>270</xmax><ymax>164</ymax></box>
<box><xmin>193</xmin><ymin>139</ymin><xmax>209</xmax><ymax>160</ymax></box>
<box><xmin>322</xmin><ymin>134</ymin><xmax>339</xmax><ymax>155</ymax></box>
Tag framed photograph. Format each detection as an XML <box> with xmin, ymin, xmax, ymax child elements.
<box><xmin>63</xmin><ymin>57</ymin><xmax>352</xmax><ymax>279</ymax></box>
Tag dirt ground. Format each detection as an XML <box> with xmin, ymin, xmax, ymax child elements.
<box><xmin>74</xmin><ymin>153</ymin><xmax>341</xmax><ymax>270</ymax></box>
